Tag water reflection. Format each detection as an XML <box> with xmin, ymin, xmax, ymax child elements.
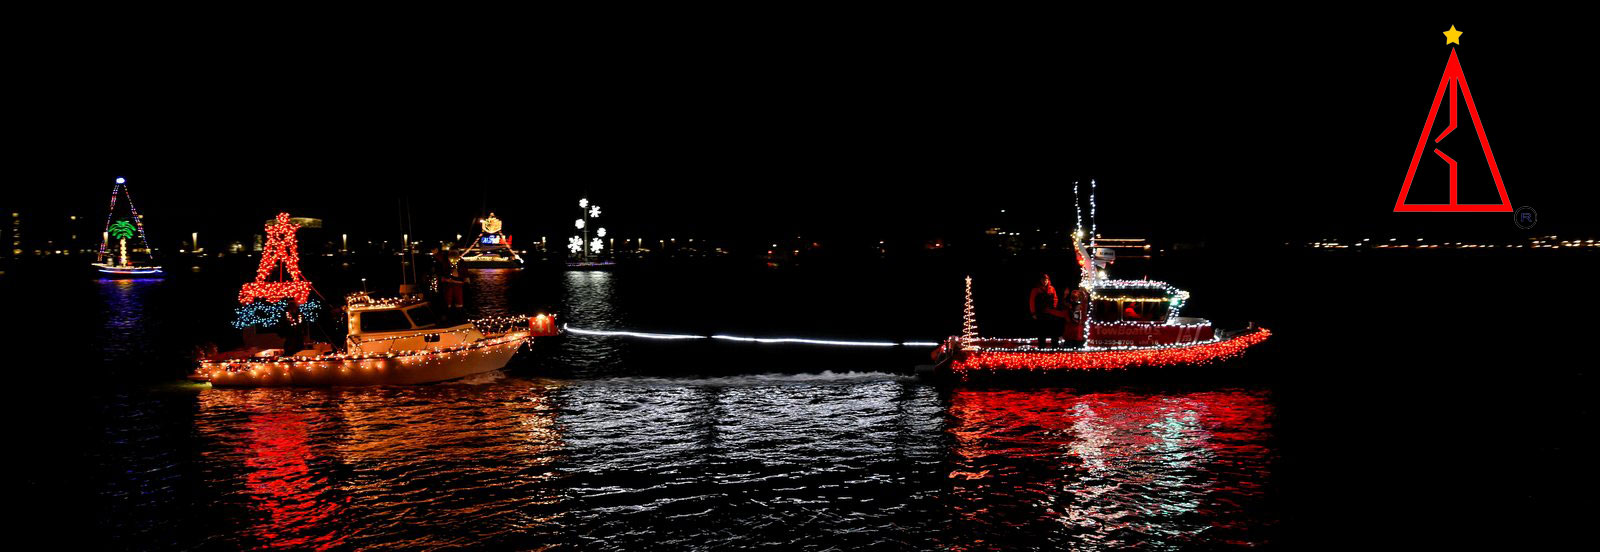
<box><xmin>553</xmin><ymin>372</ymin><xmax>945</xmax><ymax>549</ymax></box>
<box><xmin>944</xmin><ymin>387</ymin><xmax>1276</xmax><ymax>548</ymax></box>
<box><xmin>194</xmin><ymin>382</ymin><xmax>568</xmax><ymax>549</ymax></box>
<box><xmin>560</xmin><ymin>271</ymin><xmax>625</xmax><ymax>370</ymax></box>
<box><xmin>240</xmin><ymin>409</ymin><xmax>344</xmax><ymax>549</ymax></box>
<box><xmin>561</xmin><ymin>270</ymin><xmax>620</xmax><ymax>328</ymax></box>
<box><xmin>464</xmin><ymin>268</ymin><xmax>516</xmax><ymax>315</ymax></box>
<box><xmin>96</xmin><ymin>278</ymin><xmax>161</xmax><ymax>366</ymax></box>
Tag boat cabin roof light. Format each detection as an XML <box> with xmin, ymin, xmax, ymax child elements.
<box><xmin>352</xmin><ymin>303</ymin><xmax>440</xmax><ymax>332</ymax></box>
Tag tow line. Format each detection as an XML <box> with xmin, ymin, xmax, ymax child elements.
<box><xmin>563</xmin><ymin>324</ymin><xmax>940</xmax><ymax>348</ymax></box>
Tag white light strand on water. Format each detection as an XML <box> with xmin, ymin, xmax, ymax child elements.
<box><xmin>564</xmin><ymin>325</ymin><xmax>938</xmax><ymax>348</ymax></box>
<box><xmin>712</xmin><ymin>335</ymin><xmax>896</xmax><ymax>347</ymax></box>
<box><xmin>563</xmin><ymin>326</ymin><xmax>706</xmax><ymax>340</ymax></box>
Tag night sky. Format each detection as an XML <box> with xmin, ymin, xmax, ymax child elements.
<box><xmin>9</xmin><ymin>14</ymin><xmax>1588</xmax><ymax>249</ymax></box>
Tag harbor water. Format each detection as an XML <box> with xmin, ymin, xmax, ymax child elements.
<box><xmin>7</xmin><ymin>251</ymin><xmax>1589</xmax><ymax>549</ymax></box>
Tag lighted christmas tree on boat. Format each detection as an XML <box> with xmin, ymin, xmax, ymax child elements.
<box><xmin>92</xmin><ymin>177</ymin><xmax>163</xmax><ymax>277</ymax></box>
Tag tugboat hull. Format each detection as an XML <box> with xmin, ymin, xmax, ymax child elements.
<box><xmin>931</xmin><ymin>327</ymin><xmax>1271</xmax><ymax>381</ymax></box>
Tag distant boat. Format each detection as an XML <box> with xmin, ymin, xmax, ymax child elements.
<box><xmin>92</xmin><ymin>177</ymin><xmax>163</xmax><ymax>277</ymax></box>
<box><xmin>566</xmin><ymin>197</ymin><xmax>615</xmax><ymax>269</ymax></box>
<box><xmin>455</xmin><ymin>213</ymin><xmax>525</xmax><ymax>268</ymax></box>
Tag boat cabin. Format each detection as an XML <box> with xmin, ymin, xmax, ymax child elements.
<box><xmin>1090</xmin><ymin>286</ymin><xmax>1174</xmax><ymax>323</ymax></box>
<box><xmin>344</xmin><ymin>293</ymin><xmax>482</xmax><ymax>354</ymax></box>
<box><xmin>349</xmin><ymin>301</ymin><xmax>439</xmax><ymax>334</ymax></box>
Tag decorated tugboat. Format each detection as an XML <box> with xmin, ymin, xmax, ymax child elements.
<box><xmin>566</xmin><ymin>197</ymin><xmax>615</xmax><ymax>269</ymax></box>
<box><xmin>455</xmin><ymin>213</ymin><xmax>525</xmax><ymax>268</ymax></box>
<box><xmin>929</xmin><ymin>181</ymin><xmax>1270</xmax><ymax>378</ymax></box>
<box><xmin>92</xmin><ymin>177</ymin><xmax>163</xmax><ymax>277</ymax></box>
<box><xmin>191</xmin><ymin>213</ymin><xmax>558</xmax><ymax>387</ymax></box>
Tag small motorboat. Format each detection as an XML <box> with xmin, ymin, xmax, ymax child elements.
<box><xmin>190</xmin><ymin>212</ymin><xmax>558</xmax><ymax>387</ymax></box>
<box><xmin>193</xmin><ymin>293</ymin><xmax>558</xmax><ymax>387</ymax></box>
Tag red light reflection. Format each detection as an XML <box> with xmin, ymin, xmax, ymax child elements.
<box><xmin>944</xmin><ymin>388</ymin><xmax>1275</xmax><ymax>548</ymax></box>
<box><xmin>239</xmin><ymin>409</ymin><xmax>344</xmax><ymax>550</ymax></box>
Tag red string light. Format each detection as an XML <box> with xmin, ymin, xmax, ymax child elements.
<box><xmin>239</xmin><ymin>213</ymin><xmax>313</xmax><ymax>305</ymax></box>
<box><xmin>951</xmin><ymin>327</ymin><xmax>1270</xmax><ymax>373</ymax></box>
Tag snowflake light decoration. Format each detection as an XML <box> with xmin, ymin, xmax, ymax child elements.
<box><xmin>572</xmin><ymin>197</ymin><xmax>607</xmax><ymax>261</ymax></box>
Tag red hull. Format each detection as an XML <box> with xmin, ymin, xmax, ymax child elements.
<box><xmin>949</xmin><ymin>327</ymin><xmax>1270</xmax><ymax>374</ymax></box>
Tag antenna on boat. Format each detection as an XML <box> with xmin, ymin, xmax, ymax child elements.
<box><xmin>405</xmin><ymin>196</ymin><xmax>418</xmax><ymax>285</ymax></box>
<box><xmin>1089</xmin><ymin>178</ymin><xmax>1097</xmax><ymax>255</ymax></box>
<box><xmin>1080</xmin><ymin>179</ymin><xmax>1099</xmax><ymax>345</ymax></box>
<box><xmin>1072</xmin><ymin>180</ymin><xmax>1084</xmax><ymax>239</ymax></box>
<box><xmin>397</xmin><ymin>197</ymin><xmax>419</xmax><ymax>289</ymax></box>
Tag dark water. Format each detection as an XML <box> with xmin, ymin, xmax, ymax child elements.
<box><xmin>8</xmin><ymin>251</ymin><xmax>1592</xmax><ymax>549</ymax></box>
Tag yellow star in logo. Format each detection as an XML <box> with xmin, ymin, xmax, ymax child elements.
<box><xmin>1443</xmin><ymin>25</ymin><xmax>1463</xmax><ymax>45</ymax></box>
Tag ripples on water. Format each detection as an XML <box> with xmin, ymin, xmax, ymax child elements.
<box><xmin>91</xmin><ymin>380</ymin><xmax>1274</xmax><ymax>549</ymax></box>
<box><xmin>59</xmin><ymin>267</ymin><xmax>1280</xmax><ymax>549</ymax></box>
<box><xmin>944</xmin><ymin>389</ymin><xmax>1275</xmax><ymax>549</ymax></box>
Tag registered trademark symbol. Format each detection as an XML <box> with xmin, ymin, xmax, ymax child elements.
<box><xmin>1513</xmin><ymin>206</ymin><xmax>1537</xmax><ymax>229</ymax></box>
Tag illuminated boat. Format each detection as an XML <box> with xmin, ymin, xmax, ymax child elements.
<box><xmin>565</xmin><ymin>197</ymin><xmax>615</xmax><ymax>269</ymax></box>
<box><xmin>193</xmin><ymin>293</ymin><xmax>558</xmax><ymax>387</ymax></box>
<box><xmin>928</xmin><ymin>181</ymin><xmax>1270</xmax><ymax>378</ymax></box>
<box><xmin>190</xmin><ymin>212</ymin><xmax>558</xmax><ymax>387</ymax></box>
<box><xmin>456</xmin><ymin>213</ymin><xmax>525</xmax><ymax>268</ymax></box>
<box><xmin>92</xmin><ymin>177</ymin><xmax>163</xmax><ymax>278</ymax></box>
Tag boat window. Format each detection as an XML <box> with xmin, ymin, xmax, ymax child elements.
<box><xmin>405</xmin><ymin>305</ymin><xmax>439</xmax><ymax>328</ymax></box>
<box><xmin>359</xmin><ymin>310</ymin><xmax>413</xmax><ymax>332</ymax></box>
<box><xmin>1093</xmin><ymin>299</ymin><xmax>1169</xmax><ymax>322</ymax></box>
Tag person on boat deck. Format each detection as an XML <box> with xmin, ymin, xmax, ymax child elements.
<box><xmin>441</xmin><ymin>264</ymin><xmax>468</xmax><ymax>312</ymax></box>
<box><xmin>1062</xmin><ymin>288</ymin><xmax>1089</xmax><ymax>348</ymax></box>
<box><xmin>1029</xmin><ymin>273</ymin><xmax>1061</xmax><ymax>348</ymax></box>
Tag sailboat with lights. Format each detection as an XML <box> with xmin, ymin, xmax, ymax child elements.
<box><xmin>566</xmin><ymin>197</ymin><xmax>615</xmax><ymax>269</ymax></box>
<box><xmin>92</xmin><ymin>177</ymin><xmax>163</xmax><ymax>277</ymax></box>
<box><xmin>191</xmin><ymin>212</ymin><xmax>558</xmax><ymax>387</ymax></box>
<box><xmin>927</xmin><ymin>181</ymin><xmax>1271</xmax><ymax>378</ymax></box>
<box><xmin>455</xmin><ymin>213</ymin><xmax>524</xmax><ymax>268</ymax></box>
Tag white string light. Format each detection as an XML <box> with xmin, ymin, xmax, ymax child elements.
<box><xmin>563</xmin><ymin>326</ymin><xmax>706</xmax><ymax>340</ymax></box>
<box><xmin>564</xmin><ymin>324</ymin><xmax>938</xmax><ymax>348</ymax></box>
<box><xmin>711</xmin><ymin>335</ymin><xmax>897</xmax><ymax>347</ymax></box>
<box><xmin>961</xmin><ymin>275</ymin><xmax>979</xmax><ymax>350</ymax></box>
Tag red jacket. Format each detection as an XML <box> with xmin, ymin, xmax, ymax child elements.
<box><xmin>1029</xmin><ymin>285</ymin><xmax>1057</xmax><ymax>315</ymax></box>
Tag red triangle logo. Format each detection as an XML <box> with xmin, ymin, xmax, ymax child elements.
<box><xmin>1394</xmin><ymin>49</ymin><xmax>1512</xmax><ymax>212</ymax></box>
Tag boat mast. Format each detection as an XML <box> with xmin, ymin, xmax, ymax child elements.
<box><xmin>97</xmin><ymin>177</ymin><xmax>156</xmax><ymax>266</ymax></box>
<box><xmin>1072</xmin><ymin>179</ymin><xmax>1097</xmax><ymax>345</ymax></box>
